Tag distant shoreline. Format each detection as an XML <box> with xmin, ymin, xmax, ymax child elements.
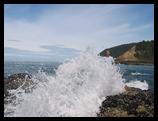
<box><xmin>115</xmin><ymin>60</ymin><xmax>154</xmax><ymax>66</ymax></box>
<box><xmin>119</xmin><ymin>62</ymin><xmax>153</xmax><ymax>66</ymax></box>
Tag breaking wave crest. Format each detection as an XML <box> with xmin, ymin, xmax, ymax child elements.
<box><xmin>4</xmin><ymin>47</ymin><xmax>148</xmax><ymax>117</ymax></box>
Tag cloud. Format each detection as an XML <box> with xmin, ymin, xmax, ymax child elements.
<box><xmin>4</xmin><ymin>4</ymin><xmax>154</xmax><ymax>57</ymax></box>
<box><xmin>4</xmin><ymin>45</ymin><xmax>80</xmax><ymax>62</ymax></box>
<box><xmin>40</xmin><ymin>45</ymin><xmax>80</xmax><ymax>53</ymax></box>
<box><xmin>7</xmin><ymin>39</ymin><xmax>21</xmax><ymax>42</ymax></box>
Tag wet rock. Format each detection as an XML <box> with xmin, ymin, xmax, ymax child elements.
<box><xmin>136</xmin><ymin>105</ymin><xmax>146</xmax><ymax>113</ymax></box>
<box><xmin>4</xmin><ymin>73</ymin><xmax>33</xmax><ymax>98</ymax></box>
<box><xmin>97</xmin><ymin>86</ymin><xmax>154</xmax><ymax>117</ymax></box>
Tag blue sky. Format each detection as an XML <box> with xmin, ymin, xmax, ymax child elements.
<box><xmin>4</xmin><ymin>4</ymin><xmax>154</xmax><ymax>62</ymax></box>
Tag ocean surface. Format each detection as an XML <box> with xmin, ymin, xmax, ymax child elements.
<box><xmin>4</xmin><ymin>61</ymin><xmax>154</xmax><ymax>90</ymax></box>
<box><xmin>4</xmin><ymin>61</ymin><xmax>61</xmax><ymax>76</ymax></box>
<box><xmin>4</xmin><ymin>50</ymin><xmax>154</xmax><ymax>117</ymax></box>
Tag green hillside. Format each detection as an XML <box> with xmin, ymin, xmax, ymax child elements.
<box><xmin>100</xmin><ymin>42</ymin><xmax>137</xmax><ymax>58</ymax></box>
<box><xmin>134</xmin><ymin>40</ymin><xmax>154</xmax><ymax>61</ymax></box>
<box><xmin>99</xmin><ymin>40</ymin><xmax>154</xmax><ymax>64</ymax></box>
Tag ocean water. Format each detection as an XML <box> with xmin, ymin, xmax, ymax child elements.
<box><xmin>4</xmin><ymin>62</ymin><xmax>154</xmax><ymax>90</ymax></box>
<box><xmin>4</xmin><ymin>61</ymin><xmax>61</xmax><ymax>77</ymax></box>
<box><xmin>4</xmin><ymin>48</ymin><xmax>154</xmax><ymax>117</ymax></box>
<box><xmin>119</xmin><ymin>64</ymin><xmax>154</xmax><ymax>90</ymax></box>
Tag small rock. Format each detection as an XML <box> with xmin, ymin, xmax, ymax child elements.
<box><xmin>136</xmin><ymin>105</ymin><xmax>146</xmax><ymax>113</ymax></box>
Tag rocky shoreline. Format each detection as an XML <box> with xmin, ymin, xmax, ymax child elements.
<box><xmin>4</xmin><ymin>73</ymin><xmax>154</xmax><ymax>117</ymax></box>
<box><xmin>115</xmin><ymin>60</ymin><xmax>154</xmax><ymax>65</ymax></box>
<box><xmin>4</xmin><ymin>73</ymin><xmax>35</xmax><ymax>104</ymax></box>
<box><xmin>97</xmin><ymin>86</ymin><xmax>154</xmax><ymax>117</ymax></box>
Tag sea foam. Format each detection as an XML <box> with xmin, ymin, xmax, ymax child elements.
<box><xmin>4</xmin><ymin>47</ymin><xmax>148</xmax><ymax>117</ymax></box>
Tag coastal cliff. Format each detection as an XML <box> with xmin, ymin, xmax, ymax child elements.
<box><xmin>100</xmin><ymin>40</ymin><xmax>154</xmax><ymax>65</ymax></box>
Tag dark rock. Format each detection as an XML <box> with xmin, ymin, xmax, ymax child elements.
<box><xmin>97</xmin><ymin>86</ymin><xmax>154</xmax><ymax>117</ymax></box>
<box><xmin>4</xmin><ymin>73</ymin><xmax>33</xmax><ymax>98</ymax></box>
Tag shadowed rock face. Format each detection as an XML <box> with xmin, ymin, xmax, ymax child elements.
<box><xmin>4</xmin><ymin>73</ymin><xmax>33</xmax><ymax>98</ymax></box>
<box><xmin>97</xmin><ymin>86</ymin><xmax>154</xmax><ymax>117</ymax></box>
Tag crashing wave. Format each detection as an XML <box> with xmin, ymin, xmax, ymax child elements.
<box><xmin>4</xmin><ymin>47</ymin><xmax>149</xmax><ymax>117</ymax></box>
